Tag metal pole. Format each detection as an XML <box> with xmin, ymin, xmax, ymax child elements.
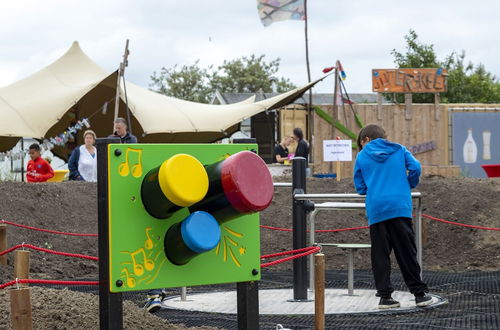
<box><xmin>304</xmin><ymin>0</ymin><xmax>314</xmax><ymax>164</ymax></box>
<box><xmin>236</xmin><ymin>281</ymin><xmax>259</xmax><ymax>330</ymax></box>
<box><xmin>347</xmin><ymin>250</ymin><xmax>354</xmax><ymax>296</ymax></box>
<box><xmin>97</xmin><ymin>137</ymin><xmax>123</xmax><ymax>330</ymax></box>
<box><xmin>273</xmin><ymin>182</ymin><xmax>292</xmax><ymax>188</ymax></box>
<box><xmin>292</xmin><ymin>157</ymin><xmax>308</xmax><ymax>301</ymax></box>
<box><xmin>415</xmin><ymin>197</ymin><xmax>423</xmax><ymax>277</ymax></box>
<box><xmin>309</xmin><ymin>209</ymin><xmax>318</xmax><ymax>292</ymax></box>
<box><xmin>294</xmin><ymin>192</ymin><xmax>422</xmax><ymax>201</ymax></box>
<box><xmin>180</xmin><ymin>287</ymin><xmax>187</xmax><ymax>301</ymax></box>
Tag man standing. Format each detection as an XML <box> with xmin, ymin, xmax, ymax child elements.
<box><xmin>109</xmin><ymin>117</ymin><xmax>137</xmax><ymax>143</ymax></box>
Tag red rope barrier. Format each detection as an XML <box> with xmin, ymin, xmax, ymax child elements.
<box><xmin>0</xmin><ymin>279</ymin><xmax>99</xmax><ymax>290</ymax></box>
<box><xmin>260</xmin><ymin>225</ymin><xmax>293</xmax><ymax>232</ymax></box>
<box><xmin>0</xmin><ymin>220</ymin><xmax>98</xmax><ymax>237</ymax></box>
<box><xmin>261</xmin><ymin>246</ymin><xmax>320</xmax><ymax>268</ymax></box>
<box><xmin>0</xmin><ymin>244</ymin><xmax>98</xmax><ymax>261</ymax></box>
<box><xmin>261</xmin><ymin>246</ymin><xmax>320</xmax><ymax>259</ymax></box>
<box><xmin>422</xmin><ymin>214</ymin><xmax>500</xmax><ymax>231</ymax></box>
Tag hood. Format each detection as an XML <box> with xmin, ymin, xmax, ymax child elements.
<box><xmin>362</xmin><ymin>139</ymin><xmax>401</xmax><ymax>162</ymax></box>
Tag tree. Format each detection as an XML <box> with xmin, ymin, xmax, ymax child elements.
<box><xmin>390</xmin><ymin>29</ymin><xmax>500</xmax><ymax>103</ymax></box>
<box><xmin>149</xmin><ymin>61</ymin><xmax>213</xmax><ymax>103</ymax></box>
<box><xmin>210</xmin><ymin>55</ymin><xmax>295</xmax><ymax>94</ymax></box>
<box><xmin>149</xmin><ymin>55</ymin><xmax>296</xmax><ymax>103</ymax></box>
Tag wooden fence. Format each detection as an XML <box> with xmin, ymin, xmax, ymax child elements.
<box><xmin>311</xmin><ymin>103</ymin><xmax>495</xmax><ymax>177</ymax></box>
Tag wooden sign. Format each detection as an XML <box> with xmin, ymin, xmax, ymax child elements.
<box><xmin>408</xmin><ymin>140</ymin><xmax>437</xmax><ymax>155</ymax></box>
<box><xmin>372</xmin><ymin>68</ymin><xmax>447</xmax><ymax>93</ymax></box>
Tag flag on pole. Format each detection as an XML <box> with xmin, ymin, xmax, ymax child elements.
<box><xmin>257</xmin><ymin>0</ymin><xmax>305</xmax><ymax>27</ymax></box>
<box><xmin>336</xmin><ymin>60</ymin><xmax>347</xmax><ymax>80</ymax></box>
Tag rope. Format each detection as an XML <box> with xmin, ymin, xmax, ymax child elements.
<box><xmin>0</xmin><ymin>220</ymin><xmax>98</xmax><ymax>237</ymax></box>
<box><xmin>261</xmin><ymin>246</ymin><xmax>320</xmax><ymax>268</ymax></box>
<box><xmin>422</xmin><ymin>214</ymin><xmax>500</xmax><ymax>231</ymax></box>
<box><xmin>0</xmin><ymin>244</ymin><xmax>98</xmax><ymax>261</ymax></box>
<box><xmin>261</xmin><ymin>246</ymin><xmax>320</xmax><ymax>259</ymax></box>
<box><xmin>260</xmin><ymin>225</ymin><xmax>293</xmax><ymax>232</ymax></box>
<box><xmin>0</xmin><ymin>279</ymin><xmax>99</xmax><ymax>290</ymax></box>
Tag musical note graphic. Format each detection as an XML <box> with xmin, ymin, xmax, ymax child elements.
<box><xmin>118</xmin><ymin>148</ymin><xmax>143</xmax><ymax>178</ymax></box>
<box><xmin>121</xmin><ymin>247</ymin><xmax>155</xmax><ymax>276</ymax></box>
<box><xmin>131</xmin><ymin>248</ymin><xmax>155</xmax><ymax>275</ymax></box>
<box><xmin>144</xmin><ymin>227</ymin><xmax>154</xmax><ymax>250</ymax></box>
<box><xmin>120</xmin><ymin>268</ymin><xmax>136</xmax><ymax>288</ymax></box>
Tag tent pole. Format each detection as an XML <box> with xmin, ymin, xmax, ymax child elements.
<box><xmin>113</xmin><ymin>40</ymin><xmax>130</xmax><ymax>130</ymax></box>
<box><xmin>20</xmin><ymin>138</ymin><xmax>24</xmax><ymax>182</ymax></box>
<box><xmin>122</xmin><ymin>75</ymin><xmax>133</xmax><ymax>135</ymax></box>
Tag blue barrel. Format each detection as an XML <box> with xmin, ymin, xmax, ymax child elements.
<box><xmin>164</xmin><ymin>211</ymin><xmax>221</xmax><ymax>265</ymax></box>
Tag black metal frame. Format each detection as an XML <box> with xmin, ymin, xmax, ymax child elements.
<box><xmin>292</xmin><ymin>157</ymin><xmax>309</xmax><ymax>301</ymax></box>
<box><xmin>97</xmin><ymin>137</ymin><xmax>123</xmax><ymax>330</ymax></box>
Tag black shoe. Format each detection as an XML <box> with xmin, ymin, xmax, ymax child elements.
<box><xmin>415</xmin><ymin>294</ymin><xmax>433</xmax><ymax>307</ymax></box>
<box><xmin>378</xmin><ymin>297</ymin><xmax>400</xmax><ymax>309</ymax></box>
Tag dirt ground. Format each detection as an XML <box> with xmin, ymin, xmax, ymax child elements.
<box><xmin>0</xmin><ymin>176</ymin><xmax>499</xmax><ymax>328</ymax></box>
<box><xmin>0</xmin><ymin>286</ymin><xmax>216</xmax><ymax>330</ymax></box>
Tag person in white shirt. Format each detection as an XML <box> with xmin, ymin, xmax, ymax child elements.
<box><xmin>68</xmin><ymin>130</ymin><xmax>97</xmax><ymax>182</ymax></box>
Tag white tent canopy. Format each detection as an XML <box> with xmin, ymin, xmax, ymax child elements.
<box><xmin>0</xmin><ymin>42</ymin><xmax>324</xmax><ymax>150</ymax></box>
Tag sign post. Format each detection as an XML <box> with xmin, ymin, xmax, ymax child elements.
<box><xmin>323</xmin><ymin>139</ymin><xmax>352</xmax><ymax>181</ymax></box>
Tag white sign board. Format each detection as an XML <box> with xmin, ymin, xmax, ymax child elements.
<box><xmin>323</xmin><ymin>140</ymin><xmax>352</xmax><ymax>162</ymax></box>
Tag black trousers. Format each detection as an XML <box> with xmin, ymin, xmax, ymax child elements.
<box><xmin>370</xmin><ymin>217</ymin><xmax>428</xmax><ymax>298</ymax></box>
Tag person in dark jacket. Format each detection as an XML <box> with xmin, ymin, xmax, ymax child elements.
<box><xmin>68</xmin><ymin>130</ymin><xmax>97</xmax><ymax>182</ymax></box>
<box><xmin>353</xmin><ymin>124</ymin><xmax>433</xmax><ymax>309</ymax></box>
<box><xmin>292</xmin><ymin>127</ymin><xmax>309</xmax><ymax>163</ymax></box>
<box><xmin>109</xmin><ymin>117</ymin><xmax>137</xmax><ymax>143</ymax></box>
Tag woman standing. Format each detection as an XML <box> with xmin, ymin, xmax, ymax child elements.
<box><xmin>68</xmin><ymin>130</ymin><xmax>97</xmax><ymax>182</ymax></box>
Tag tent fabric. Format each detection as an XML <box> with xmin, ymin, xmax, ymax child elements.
<box><xmin>0</xmin><ymin>42</ymin><xmax>324</xmax><ymax>152</ymax></box>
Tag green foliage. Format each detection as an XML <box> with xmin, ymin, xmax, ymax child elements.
<box><xmin>443</xmin><ymin>52</ymin><xmax>500</xmax><ymax>103</ymax></box>
<box><xmin>210</xmin><ymin>55</ymin><xmax>295</xmax><ymax>94</ymax></box>
<box><xmin>390</xmin><ymin>29</ymin><xmax>500</xmax><ymax>103</ymax></box>
<box><xmin>149</xmin><ymin>55</ymin><xmax>296</xmax><ymax>103</ymax></box>
<box><xmin>149</xmin><ymin>60</ymin><xmax>213</xmax><ymax>103</ymax></box>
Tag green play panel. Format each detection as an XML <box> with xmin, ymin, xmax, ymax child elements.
<box><xmin>107</xmin><ymin>144</ymin><xmax>262</xmax><ymax>293</ymax></box>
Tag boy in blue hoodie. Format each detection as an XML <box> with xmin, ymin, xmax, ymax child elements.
<box><xmin>353</xmin><ymin>124</ymin><xmax>433</xmax><ymax>309</ymax></box>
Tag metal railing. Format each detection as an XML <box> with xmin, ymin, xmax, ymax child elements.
<box><xmin>306</xmin><ymin>194</ymin><xmax>423</xmax><ymax>292</ymax></box>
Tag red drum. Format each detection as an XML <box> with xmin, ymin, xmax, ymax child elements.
<box><xmin>189</xmin><ymin>151</ymin><xmax>274</xmax><ymax>223</ymax></box>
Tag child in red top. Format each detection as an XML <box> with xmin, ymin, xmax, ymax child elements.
<box><xmin>26</xmin><ymin>143</ymin><xmax>54</xmax><ymax>183</ymax></box>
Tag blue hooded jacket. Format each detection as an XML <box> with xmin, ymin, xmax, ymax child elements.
<box><xmin>353</xmin><ymin>139</ymin><xmax>421</xmax><ymax>226</ymax></box>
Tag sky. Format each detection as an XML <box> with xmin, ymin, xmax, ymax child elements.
<box><xmin>1</xmin><ymin>0</ymin><xmax>499</xmax><ymax>94</ymax></box>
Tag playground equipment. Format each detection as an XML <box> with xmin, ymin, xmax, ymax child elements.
<box><xmin>96</xmin><ymin>138</ymin><xmax>273</xmax><ymax>329</ymax></box>
<box><xmin>286</xmin><ymin>157</ymin><xmax>424</xmax><ymax>301</ymax></box>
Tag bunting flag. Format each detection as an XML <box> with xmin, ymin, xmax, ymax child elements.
<box><xmin>257</xmin><ymin>0</ymin><xmax>305</xmax><ymax>27</ymax></box>
<box><xmin>0</xmin><ymin>118</ymin><xmax>91</xmax><ymax>162</ymax></box>
<box><xmin>336</xmin><ymin>60</ymin><xmax>346</xmax><ymax>80</ymax></box>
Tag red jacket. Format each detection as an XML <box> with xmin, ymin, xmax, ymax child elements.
<box><xmin>26</xmin><ymin>157</ymin><xmax>54</xmax><ymax>182</ymax></box>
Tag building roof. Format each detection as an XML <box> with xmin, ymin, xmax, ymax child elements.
<box><xmin>212</xmin><ymin>91</ymin><xmax>387</xmax><ymax>105</ymax></box>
